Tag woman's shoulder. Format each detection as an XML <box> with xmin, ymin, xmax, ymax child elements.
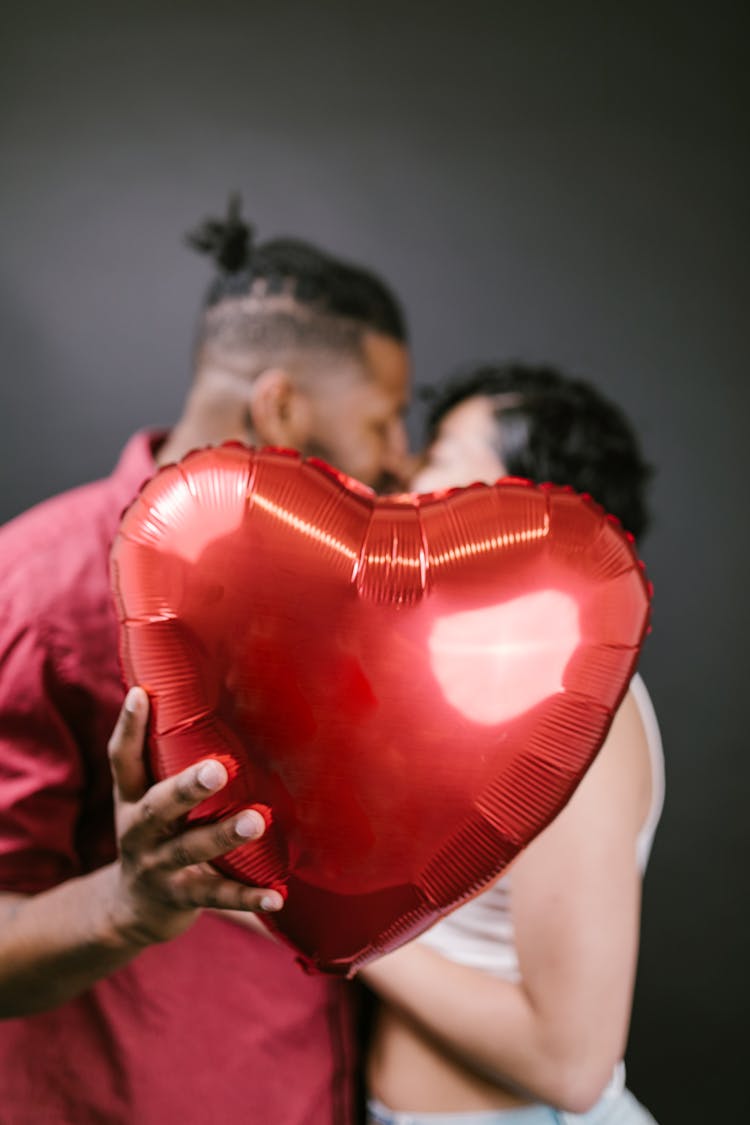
<box><xmin>627</xmin><ymin>673</ymin><xmax>665</xmax><ymax>869</ymax></box>
<box><xmin>568</xmin><ymin>674</ymin><xmax>664</xmax><ymax>870</ymax></box>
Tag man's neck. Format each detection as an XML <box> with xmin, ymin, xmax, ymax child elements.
<box><xmin>156</xmin><ymin>368</ymin><xmax>253</xmax><ymax>467</ymax></box>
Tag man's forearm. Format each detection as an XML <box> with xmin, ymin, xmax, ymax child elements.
<box><xmin>0</xmin><ymin>866</ymin><xmax>146</xmax><ymax>1018</ymax></box>
<box><xmin>0</xmin><ymin>689</ymin><xmax>282</xmax><ymax>1020</ymax></box>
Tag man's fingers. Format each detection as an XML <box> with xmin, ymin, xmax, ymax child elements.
<box><xmin>108</xmin><ymin>687</ymin><xmax>150</xmax><ymax>803</ymax></box>
<box><xmin>169</xmin><ymin>872</ymin><xmax>284</xmax><ymax>914</ymax></box>
<box><xmin>123</xmin><ymin>757</ymin><xmax>230</xmax><ymax>846</ymax></box>
<box><xmin>151</xmin><ymin>809</ymin><xmax>267</xmax><ymax>871</ymax></box>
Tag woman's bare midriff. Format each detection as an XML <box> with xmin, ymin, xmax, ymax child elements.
<box><xmin>367</xmin><ymin>1003</ymin><xmax>532</xmax><ymax>1114</ymax></box>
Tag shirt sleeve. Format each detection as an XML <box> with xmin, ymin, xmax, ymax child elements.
<box><xmin>0</xmin><ymin>614</ymin><xmax>85</xmax><ymax>894</ymax></box>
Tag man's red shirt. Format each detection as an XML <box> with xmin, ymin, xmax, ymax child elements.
<box><xmin>0</xmin><ymin>433</ymin><xmax>355</xmax><ymax>1124</ymax></box>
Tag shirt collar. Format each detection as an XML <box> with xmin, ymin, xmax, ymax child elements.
<box><xmin>110</xmin><ymin>430</ymin><xmax>167</xmax><ymax>513</ymax></box>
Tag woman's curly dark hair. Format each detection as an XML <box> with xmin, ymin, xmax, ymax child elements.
<box><xmin>424</xmin><ymin>363</ymin><xmax>654</xmax><ymax>540</ymax></box>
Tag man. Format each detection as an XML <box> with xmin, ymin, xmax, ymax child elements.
<box><xmin>0</xmin><ymin>200</ymin><xmax>411</xmax><ymax>1124</ymax></box>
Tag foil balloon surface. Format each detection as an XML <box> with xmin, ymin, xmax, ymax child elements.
<box><xmin>110</xmin><ymin>444</ymin><xmax>652</xmax><ymax>976</ymax></box>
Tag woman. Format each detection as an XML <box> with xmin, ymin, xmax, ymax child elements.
<box><xmin>362</xmin><ymin>363</ymin><xmax>663</xmax><ymax>1125</ymax></box>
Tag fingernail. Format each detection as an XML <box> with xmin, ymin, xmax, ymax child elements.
<box><xmin>124</xmin><ymin>687</ymin><xmax>141</xmax><ymax>714</ymax></box>
<box><xmin>197</xmin><ymin>760</ymin><xmax>226</xmax><ymax>791</ymax></box>
<box><xmin>235</xmin><ymin>810</ymin><xmax>264</xmax><ymax>839</ymax></box>
<box><xmin>260</xmin><ymin>893</ymin><xmax>283</xmax><ymax>912</ymax></box>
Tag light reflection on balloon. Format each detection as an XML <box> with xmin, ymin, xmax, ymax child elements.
<box><xmin>428</xmin><ymin>591</ymin><xmax>580</xmax><ymax>725</ymax></box>
<box><xmin>252</xmin><ymin>489</ymin><xmax>359</xmax><ymax>561</ymax></box>
<box><xmin>111</xmin><ymin>444</ymin><xmax>651</xmax><ymax>976</ymax></box>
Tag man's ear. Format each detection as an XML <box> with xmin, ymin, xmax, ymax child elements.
<box><xmin>246</xmin><ymin>368</ymin><xmax>312</xmax><ymax>448</ymax></box>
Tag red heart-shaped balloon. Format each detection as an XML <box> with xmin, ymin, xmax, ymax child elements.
<box><xmin>111</xmin><ymin>444</ymin><xmax>651</xmax><ymax>976</ymax></box>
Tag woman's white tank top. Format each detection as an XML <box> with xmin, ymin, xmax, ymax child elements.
<box><xmin>417</xmin><ymin>674</ymin><xmax>665</xmax><ymax>981</ymax></box>
<box><xmin>416</xmin><ymin>675</ymin><xmax>664</xmax><ymax>1102</ymax></box>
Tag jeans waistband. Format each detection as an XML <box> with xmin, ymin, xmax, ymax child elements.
<box><xmin>367</xmin><ymin>1098</ymin><xmax>559</xmax><ymax>1125</ymax></box>
<box><xmin>367</xmin><ymin>1087</ymin><xmax>657</xmax><ymax>1125</ymax></box>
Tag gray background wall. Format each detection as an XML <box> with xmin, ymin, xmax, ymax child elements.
<box><xmin>2</xmin><ymin>3</ymin><xmax>747</xmax><ymax>1120</ymax></box>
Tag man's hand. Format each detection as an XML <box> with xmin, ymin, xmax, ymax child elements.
<box><xmin>107</xmin><ymin>687</ymin><xmax>283</xmax><ymax>946</ymax></box>
<box><xmin>0</xmin><ymin>687</ymin><xmax>283</xmax><ymax>1018</ymax></box>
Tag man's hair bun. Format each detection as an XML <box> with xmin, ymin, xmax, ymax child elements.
<box><xmin>186</xmin><ymin>193</ymin><xmax>254</xmax><ymax>273</ymax></box>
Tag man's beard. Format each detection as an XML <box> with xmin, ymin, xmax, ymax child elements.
<box><xmin>301</xmin><ymin>438</ymin><xmax>401</xmax><ymax>496</ymax></box>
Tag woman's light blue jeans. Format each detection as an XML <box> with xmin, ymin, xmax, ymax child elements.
<box><xmin>367</xmin><ymin>1088</ymin><xmax>657</xmax><ymax>1125</ymax></box>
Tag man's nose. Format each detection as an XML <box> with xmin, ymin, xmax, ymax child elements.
<box><xmin>382</xmin><ymin>421</ymin><xmax>415</xmax><ymax>489</ymax></box>
<box><xmin>398</xmin><ymin>452</ymin><xmax>423</xmax><ymax>487</ymax></box>
<box><xmin>406</xmin><ymin>451</ymin><xmax>429</xmax><ymax>488</ymax></box>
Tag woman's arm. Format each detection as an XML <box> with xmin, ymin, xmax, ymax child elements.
<box><xmin>361</xmin><ymin>690</ymin><xmax>652</xmax><ymax>1114</ymax></box>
